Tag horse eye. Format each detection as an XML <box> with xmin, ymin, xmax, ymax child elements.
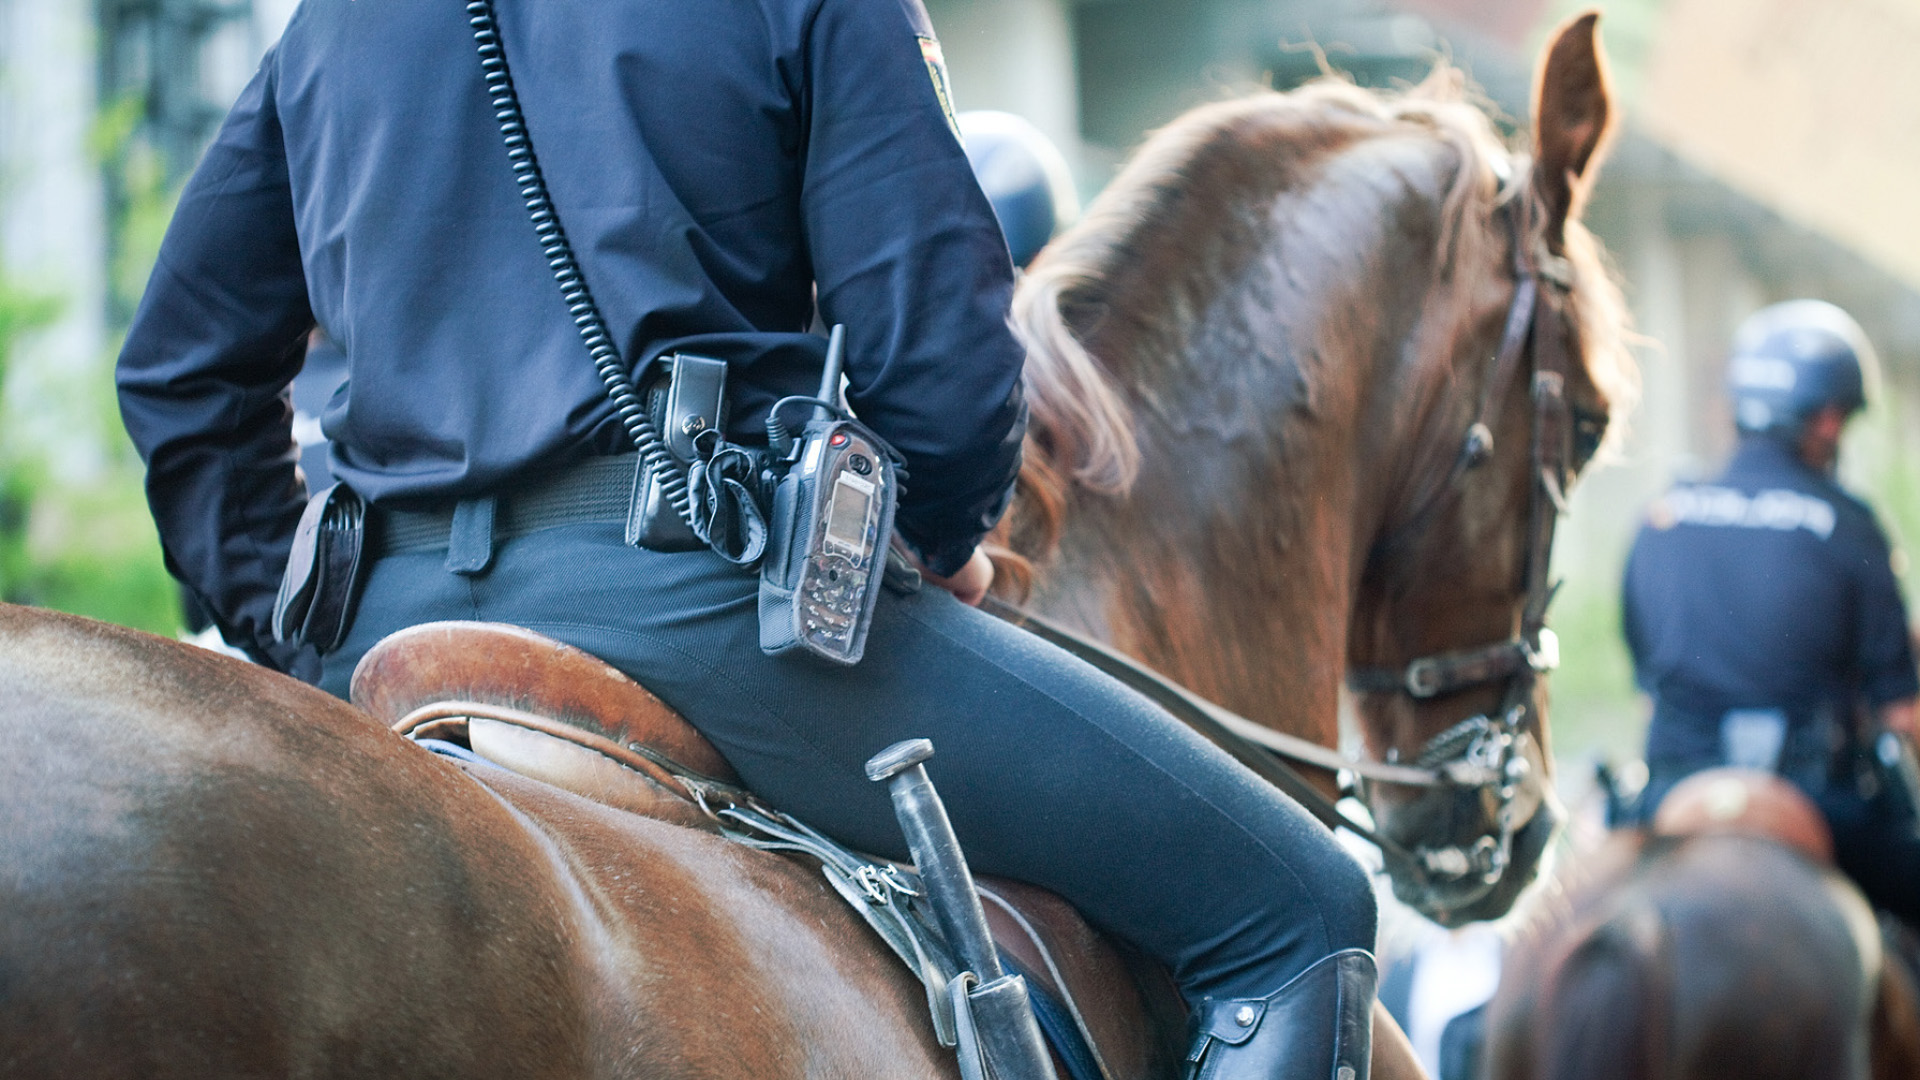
<box><xmin>1571</xmin><ymin>410</ymin><xmax>1607</xmax><ymax>469</ymax></box>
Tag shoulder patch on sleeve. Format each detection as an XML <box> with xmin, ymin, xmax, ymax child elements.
<box><xmin>916</xmin><ymin>35</ymin><xmax>961</xmax><ymax>140</ymax></box>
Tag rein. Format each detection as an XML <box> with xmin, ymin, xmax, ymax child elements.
<box><xmin>979</xmin><ymin>594</ymin><xmax>1446</xmax><ymax>889</ymax></box>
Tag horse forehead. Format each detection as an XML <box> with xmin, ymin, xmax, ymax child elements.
<box><xmin>1255</xmin><ymin>134</ymin><xmax>1490</xmax><ymax>305</ymax></box>
<box><xmin>1271</xmin><ymin>134</ymin><xmax>1467</xmax><ymax>228</ymax></box>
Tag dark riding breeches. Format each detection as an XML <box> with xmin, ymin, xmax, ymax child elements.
<box><xmin>316</xmin><ymin>521</ymin><xmax>1377</xmax><ymax>1003</ymax></box>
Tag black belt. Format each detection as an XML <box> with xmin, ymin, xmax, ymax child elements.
<box><xmin>375</xmin><ymin>455</ymin><xmax>639</xmax><ymax>556</ymax></box>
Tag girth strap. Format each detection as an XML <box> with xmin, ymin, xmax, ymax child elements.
<box><xmin>711</xmin><ymin>799</ymin><xmax>964</xmax><ymax>1047</ymax></box>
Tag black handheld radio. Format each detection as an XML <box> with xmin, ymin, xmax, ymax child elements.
<box><xmin>759</xmin><ymin>326</ymin><xmax>900</xmax><ymax>665</ymax></box>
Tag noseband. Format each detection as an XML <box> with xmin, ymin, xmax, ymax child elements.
<box><xmin>1340</xmin><ymin>193</ymin><xmax>1579</xmax><ymax>899</ymax></box>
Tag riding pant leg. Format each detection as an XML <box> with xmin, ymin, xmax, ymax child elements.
<box><xmin>318</xmin><ymin>522</ymin><xmax>1378</xmax><ymax>1003</ymax></box>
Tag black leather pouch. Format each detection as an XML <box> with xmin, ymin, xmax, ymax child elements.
<box><xmin>628</xmin><ymin>353</ymin><xmax>729</xmax><ymax>551</ymax></box>
<box><xmin>272</xmin><ymin>483</ymin><xmax>368</xmax><ymax>653</ymax></box>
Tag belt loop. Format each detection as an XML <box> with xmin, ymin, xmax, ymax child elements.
<box><xmin>446</xmin><ymin>495</ymin><xmax>497</xmax><ymax>576</ymax></box>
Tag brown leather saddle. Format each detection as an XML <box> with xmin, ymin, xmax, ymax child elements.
<box><xmin>353</xmin><ymin>621</ymin><xmax>1184</xmax><ymax>1080</ymax></box>
<box><xmin>1651</xmin><ymin>766</ymin><xmax>1835</xmax><ymax>865</ymax></box>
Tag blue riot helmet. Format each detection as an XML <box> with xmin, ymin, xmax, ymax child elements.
<box><xmin>1727</xmin><ymin>299</ymin><xmax>1873</xmax><ymax>437</ymax></box>
<box><xmin>957</xmin><ymin>110</ymin><xmax>1079</xmax><ymax>269</ymax></box>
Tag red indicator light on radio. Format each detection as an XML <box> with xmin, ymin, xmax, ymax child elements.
<box><xmin>829</xmin><ymin>432</ymin><xmax>850</xmax><ymax>447</ymax></box>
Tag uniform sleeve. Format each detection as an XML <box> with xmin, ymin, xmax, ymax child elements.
<box><xmin>1846</xmin><ymin>511</ymin><xmax>1920</xmax><ymax>707</ymax></box>
<box><xmin>798</xmin><ymin>0</ymin><xmax>1026</xmax><ymax>576</ymax></box>
<box><xmin>115</xmin><ymin>51</ymin><xmax>315</xmax><ymax>671</ymax></box>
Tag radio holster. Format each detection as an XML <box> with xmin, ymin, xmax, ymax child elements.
<box><xmin>628</xmin><ymin>353</ymin><xmax>730</xmax><ymax>552</ymax></box>
<box><xmin>272</xmin><ymin>482</ymin><xmax>368</xmax><ymax>653</ymax></box>
<box><xmin>758</xmin><ymin>414</ymin><xmax>901</xmax><ymax>665</ymax></box>
<box><xmin>754</xmin><ymin>326</ymin><xmax>903</xmax><ymax>666</ymax></box>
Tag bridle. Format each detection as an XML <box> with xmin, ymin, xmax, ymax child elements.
<box><xmin>1337</xmin><ymin>186</ymin><xmax>1581</xmax><ymax>900</ymax></box>
<box><xmin>984</xmin><ymin>183</ymin><xmax>1586</xmax><ymax>910</ymax></box>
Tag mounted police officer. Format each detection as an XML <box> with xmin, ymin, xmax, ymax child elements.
<box><xmin>1622</xmin><ymin>299</ymin><xmax>1920</xmax><ymax>923</ymax></box>
<box><xmin>114</xmin><ymin>0</ymin><xmax>1384</xmax><ymax>1076</ymax></box>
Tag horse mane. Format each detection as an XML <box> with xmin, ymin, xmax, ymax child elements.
<box><xmin>1001</xmin><ymin>65</ymin><xmax>1637</xmax><ymax>570</ymax></box>
<box><xmin>1535</xmin><ymin>897</ymin><xmax>1674</xmax><ymax>1080</ymax></box>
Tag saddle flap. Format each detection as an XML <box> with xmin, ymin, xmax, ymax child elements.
<box><xmin>350</xmin><ymin>621</ymin><xmax>739</xmax><ymax>785</ymax></box>
<box><xmin>978</xmin><ymin>877</ymin><xmax>1185</xmax><ymax>1080</ymax></box>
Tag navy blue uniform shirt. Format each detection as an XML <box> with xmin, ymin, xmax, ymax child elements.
<box><xmin>116</xmin><ymin>0</ymin><xmax>1026</xmax><ymax>663</ymax></box>
<box><xmin>1623</xmin><ymin>436</ymin><xmax>1918</xmax><ymax>759</ymax></box>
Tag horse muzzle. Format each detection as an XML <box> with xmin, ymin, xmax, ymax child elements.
<box><xmin>1370</xmin><ymin>729</ymin><xmax>1561</xmax><ymax>926</ymax></box>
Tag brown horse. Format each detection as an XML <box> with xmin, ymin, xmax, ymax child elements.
<box><xmin>1481</xmin><ymin>770</ymin><xmax>1920</xmax><ymax>1080</ymax></box>
<box><xmin>1000</xmin><ymin>14</ymin><xmax>1634</xmax><ymax>925</ymax></box>
<box><xmin>0</xmin><ymin>15</ymin><xmax>1626</xmax><ymax>1079</ymax></box>
<box><xmin>0</xmin><ymin>605</ymin><xmax>956</xmax><ymax>1078</ymax></box>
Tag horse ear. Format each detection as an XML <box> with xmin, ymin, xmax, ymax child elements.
<box><xmin>1531</xmin><ymin>11</ymin><xmax>1614</xmax><ymax>243</ymax></box>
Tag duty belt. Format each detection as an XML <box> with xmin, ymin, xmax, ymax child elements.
<box><xmin>374</xmin><ymin>454</ymin><xmax>643</xmax><ymax>557</ymax></box>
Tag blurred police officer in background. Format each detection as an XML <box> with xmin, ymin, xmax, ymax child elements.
<box><xmin>956</xmin><ymin>110</ymin><xmax>1079</xmax><ymax>271</ymax></box>
<box><xmin>114</xmin><ymin>1</ymin><xmax>1386</xmax><ymax>1075</ymax></box>
<box><xmin>1623</xmin><ymin>300</ymin><xmax>1919</xmax><ymax>923</ymax></box>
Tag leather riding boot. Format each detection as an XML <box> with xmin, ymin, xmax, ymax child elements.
<box><xmin>1183</xmin><ymin>949</ymin><xmax>1378</xmax><ymax>1080</ymax></box>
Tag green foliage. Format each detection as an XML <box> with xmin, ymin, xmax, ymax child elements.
<box><xmin>96</xmin><ymin>92</ymin><xmax>184</xmax><ymax>322</ymax></box>
<box><xmin>0</xmin><ymin>454</ymin><xmax>181</xmax><ymax>632</ymax></box>
<box><xmin>0</xmin><ymin>277</ymin><xmax>58</xmax><ymax>390</ymax></box>
<box><xmin>0</xmin><ymin>270</ymin><xmax>182</xmax><ymax>632</ymax></box>
<box><xmin>1542</xmin><ymin>574</ymin><xmax>1647</xmax><ymax>769</ymax></box>
<box><xmin>0</xmin><ymin>93</ymin><xmax>185</xmax><ymax>636</ymax></box>
<box><xmin>0</xmin><ymin>276</ymin><xmax>62</xmax><ymax>602</ymax></box>
<box><xmin>1841</xmin><ymin>386</ymin><xmax>1920</xmax><ymax>609</ymax></box>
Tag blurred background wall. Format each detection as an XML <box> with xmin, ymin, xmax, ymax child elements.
<box><xmin>2</xmin><ymin>0</ymin><xmax>1915</xmax><ymax>778</ymax></box>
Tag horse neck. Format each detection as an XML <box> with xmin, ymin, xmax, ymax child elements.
<box><xmin>1033</xmin><ymin>134</ymin><xmax>1466</xmax><ymax>751</ymax></box>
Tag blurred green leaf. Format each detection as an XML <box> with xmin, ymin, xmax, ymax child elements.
<box><xmin>0</xmin><ymin>97</ymin><xmax>184</xmax><ymax>636</ymax></box>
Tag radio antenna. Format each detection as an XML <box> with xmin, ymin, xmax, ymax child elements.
<box><xmin>816</xmin><ymin>324</ymin><xmax>846</xmax><ymax>421</ymax></box>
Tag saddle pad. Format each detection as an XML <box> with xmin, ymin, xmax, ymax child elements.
<box><xmin>980</xmin><ymin>878</ymin><xmax>1183</xmax><ymax>1080</ymax></box>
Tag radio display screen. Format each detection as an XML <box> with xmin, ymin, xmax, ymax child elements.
<box><xmin>824</xmin><ymin>471</ymin><xmax>877</xmax><ymax>558</ymax></box>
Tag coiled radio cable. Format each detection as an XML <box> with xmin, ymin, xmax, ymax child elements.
<box><xmin>463</xmin><ymin>0</ymin><xmax>697</xmax><ymax>533</ymax></box>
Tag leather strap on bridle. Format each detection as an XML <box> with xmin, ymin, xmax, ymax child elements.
<box><xmin>1331</xmin><ymin>195</ymin><xmax>1577</xmax><ymax>899</ymax></box>
<box><xmin>1344</xmin><ymin>636</ymin><xmax>1554</xmax><ymax>700</ymax></box>
<box><xmin>1346</xmin><ymin>197</ymin><xmax>1573</xmax><ymax>712</ymax></box>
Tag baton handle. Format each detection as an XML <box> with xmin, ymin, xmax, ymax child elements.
<box><xmin>866</xmin><ymin>739</ymin><xmax>1005</xmax><ymax>983</ymax></box>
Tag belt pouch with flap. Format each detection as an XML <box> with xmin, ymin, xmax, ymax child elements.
<box><xmin>629</xmin><ymin>352</ymin><xmax>729</xmax><ymax>551</ymax></box>
<box><xmin>272</xmin><ymin>482</ymin><xmax>368</xmax><ymax>654</ymax></box>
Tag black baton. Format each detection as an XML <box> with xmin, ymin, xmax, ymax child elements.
<box><xmin>866</xmin><ymin>739</ymin><xmax>1058</xmax><ymax>1080</ymax></box>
